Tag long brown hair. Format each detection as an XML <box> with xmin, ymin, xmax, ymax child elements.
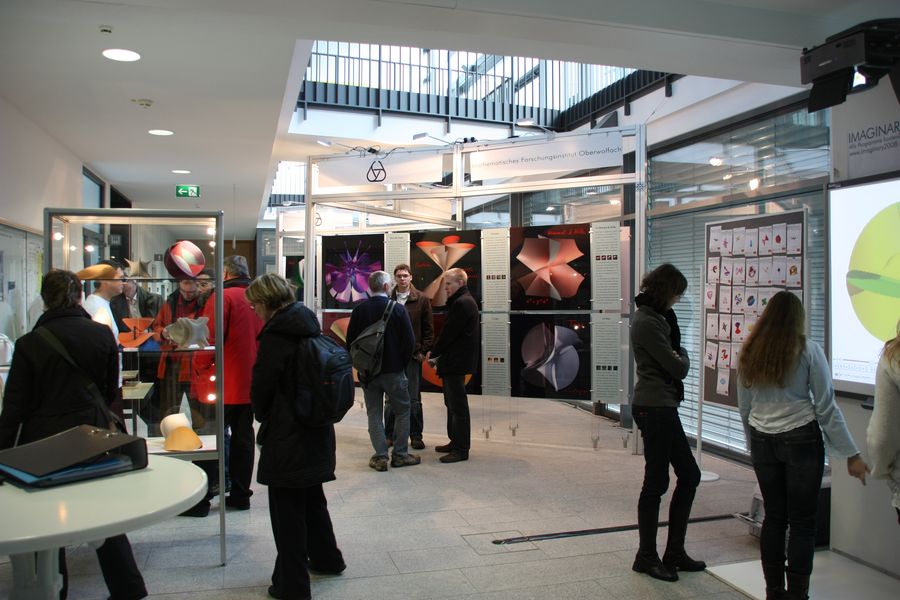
<box><xmin>884</xmin><ymin>320</ymin><xmax>900</xmax><ymax>366</ymax></box>
<box><xmin>738</xmin><ymin>291</ymin><xmax>805</xmax><ymax>388</ymax></box>
<box><xmin>638</xmin><ymin>263</ymin><xmax>687</xmax><ymax>311</ymax></box>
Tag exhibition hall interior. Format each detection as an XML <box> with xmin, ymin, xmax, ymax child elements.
<box><xmin>1</xmin><ymin>1</ymin><xmax>899</xmax><ymax>599</ymax></box>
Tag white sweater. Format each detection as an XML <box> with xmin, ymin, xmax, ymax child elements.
<box><xmin>867</xmin><ymin>352</ymin><xmax>900</xmax><ymax>510</ymax></box>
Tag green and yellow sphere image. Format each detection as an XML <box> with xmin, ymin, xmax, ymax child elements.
<box><xmin>846</xmin><ymin>201</ymin><xmax>900</xmax><ymax>341</ymax></box>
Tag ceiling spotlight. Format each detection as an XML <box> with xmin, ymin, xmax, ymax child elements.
<box><xmin>206</xmin><ymin>227</ymin><xmax>215</xmax><ymax>235</ymax></box>
<box><xmin>722</xmin><ymin>173</ymin><xmax>733</xmax><ymax>181</ymax></box>
<box><xmin>171</xmin><ymin>169</ymin><xmax>191</xmax><ymax>174</ymax></box>
<box><xmin>148</xmin><ymin>129</ymin><xmax>174</xmax><ymax>136</ymax></box>
<box><xmin>545</xmin><ymin>206</ymin><xmax>555</xmax><ymax>212</ymax></box>
<box><xmin>84</xmin><ymin>244</ymin><xmax>96</xmax><ymax>253</ymax></box>
<box><xmin>748</xmin><ymin>178</ymin><xmax>760</xmax><ymax>191</ymax></box>
<box><xmin>708</xmin><ymin>157</ymin><xmax>724</xmax><ymax>167</ymax></box>
<box><xmin>52</xmin><ymin>232</ymin><xmax>64</xmax><ymax>241</ymax></box>
<box><xmin>412</xmin><ymin>132</ymin><xmax>452</xmax><ymax>145</ymax></box>
<box><xmin>316</xmin><ymin>139</ymin><xmax>333</xmax><ymax>147</ymax></box>
<box><xmin>102</xmin><ymin>48</ymin><xmax>141</xmax><ymax>62</ymax></box>
<box><xmin>209</xmin><ymin>240</ymin><xmax>216</xmax><ymax>248</ymax></box>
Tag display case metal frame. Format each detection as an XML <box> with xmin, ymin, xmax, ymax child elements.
<box><xmin>43</xmin><ymin>207</ymin><xmax>228</xmax><ymax>565</ymax></box>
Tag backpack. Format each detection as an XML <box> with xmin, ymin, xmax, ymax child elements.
<box><xmin>294</xmin><ymin>333</ymin><xmax>355</xmax><ymax>426</ymax></box>
<box><xmin>349</xmin><ymin>300</ymin><xmax>395</xmax><ymax>380</ymax></box>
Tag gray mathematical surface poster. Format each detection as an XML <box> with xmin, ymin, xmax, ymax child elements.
<box><xmin>481</xmin><ymin>228</ymin><xmax>510</xmax><ymax>311</ymax></box>
<box><xmin>591</xmin><ymin>313</ymin><xmax>622</xmax><ymax>403</ymax></box>
<box><xmin>481</xmin><ymin>312</ymin><xmax>510</xmax><ymax>396</ymax></box>
<box><xmin>384</xmin><ymin>232</ymin><xmax>410</xmax><ymax>278</ymax></box>
<box><xmin>591</xmin><ymin>221</ymin><xmax>621</xmax><ymax>311</ymax></box>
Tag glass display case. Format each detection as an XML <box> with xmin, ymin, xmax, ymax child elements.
<box><xmin>43</xmin><ymin>208</ymin><xmax>228</xmax><ymax>562</ymax></box>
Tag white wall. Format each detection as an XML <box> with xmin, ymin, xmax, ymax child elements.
<box><xmin>0</xmin><ymin>95</ymin><xmax>84</xmax><ymax>232</ymax></box>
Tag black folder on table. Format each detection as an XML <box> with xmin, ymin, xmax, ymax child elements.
<box><xmin>0</xmin><ymin>425</ymin><xmax>148</xmax><ymax>487</ymax></box>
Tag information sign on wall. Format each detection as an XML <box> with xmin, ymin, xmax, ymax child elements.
<box><xmin>470</xmin><ymin>131</ymin><xmax>622</xmax><ymax>180</ymax></box>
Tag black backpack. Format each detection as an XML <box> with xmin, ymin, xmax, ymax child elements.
<box><xmin>294</xmin><ymin>333</ymin><xmax>355</xmax><ymax>426</ymax></box>
<box><xmin>349</xmin><ymin>300</ymin><xmax>395</xmax><ymax>380</ymax></box>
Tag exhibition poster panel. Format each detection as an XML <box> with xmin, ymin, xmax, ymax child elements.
<box><xmin>384</xmin><ymin>232</ymin><xmax>411</xmax><ymax>279</ymax></box>
<box><xmin>509</xmin><ymin>313</ymin><xmax>591</xmax><ymax>401</ymax></box>
<box><xmin>702</xmin><ymin>210</ymin><xmax>806</xmax><ymax>408</ymax></box>
<box><xmin>590</xmin><ymin>221</ymin><xmax>622</xmax><ymax>311</ymax></box>
<box><xmin>481</xmin><ymin>228</ymin><xmax>510</xmax><ymax>311</ymax></box>
<box><xmin>591</xmin><ymin>313</ymin><xmax>622</xmax><ymax>403</ymax></box>
<box><xmin>321</xmin><ymin>234</ymin><xmax>385</xmax><ymax>309</ymax></box>
<box><xmin>510</xmin><ymin>223</ymin><xmax>591</xmax><ymax>311</ymax></box>
<box><xmin>409</xmin><ymin>230</ymin><xmax>481</xmax><ymax>309</ymax></box>
<box><xmin>482</xmin><ymin>313</ymin><xmax>510</xmax><ymax>396</ymax></box>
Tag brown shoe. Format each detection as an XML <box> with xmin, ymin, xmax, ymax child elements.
<box><xmin>435</xmin><ymin>443</ymin><xmax>453</xmax><ymax>453</ymax></box>
<box><xmin>390</xmin><ymin>453</ymin><xmax>421</xmax><ymax>468</ymax></box>
<box><xmin>368</xmin><ymin>456</ymin><xmax>388</xmax><ymax>472</ymax></box>
<box><xmin>439</xmin><ymin>451</ymin><xmax>468</xmax><ymax>463</ymax></box>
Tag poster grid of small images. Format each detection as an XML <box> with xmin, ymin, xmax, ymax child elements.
<box><xmin>702</xmin><ymin>210</ymin><xmax>806</xmax><ymax>408</ymax></box>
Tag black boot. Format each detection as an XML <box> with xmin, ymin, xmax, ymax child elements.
<box><xmin>761</xmin><ymin>562</ymin><xmax>785</xmax><ymax>600</ymax></box>
<box><xmin>662</xmin><ymin>549</ymin><xmax>706</xmax><ymax>572</ymax></box>
<box><xmin>632</xmin><ymin>552</ymin><xmax>678</xmax><ymax>582</ymax></box>
<box><xmin>785</xmin><ymin>571</ymin><xmax>809</xmax><ymax>600</ymax></box>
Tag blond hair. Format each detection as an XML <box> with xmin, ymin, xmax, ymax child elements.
<box><xmin>245</xmin><ymin>273</ymin><xmax>295</xmax><ymax>312</ymax></box>
<box><xmin>884</xmin><ymin>320</ymin><xmax>900</xmax><ymax>366</ymax></box>
<box><xmin>445</xmin><ymin>267</ymin><xmax>467</xmax><ymax>284</ymax></box>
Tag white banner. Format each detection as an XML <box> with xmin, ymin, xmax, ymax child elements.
<box><xmin>591</xmin><ymin>313</ymin><xmax>623</xmax><ymax>403</ymax></box>
<box><xmin>590</xmin><ymin>221</ymin><xmax>622</xmax><ymax>311</ymax></box>
<box><xmin>470</xmin><ymin>132</ymin><xmax>622</xmax><ymax>180</ymax></box>
<box><xmin>316</xmin><ymin>151</ymin><xmax>445</xmax><ymax>188</ymax></box>
<box><xmin>480</xmin><ymin>228</ymin><xmax>510</xmax><ymax>311</ymax></box>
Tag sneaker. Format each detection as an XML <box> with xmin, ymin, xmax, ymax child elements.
<box><xmin>439</xmin><ymin>451</ymin><xmax>468</xmax><ymax>463</ymax></box>
<box><xmin>435</xmin><ymin>443</ymin><xmax>454</xmax><ymax>453</ymax></box>
<box><xmin>410</xmin><ymin>438</ymin><xmax>426</xmax><ymax>450</ymax></box>
<box><xmin>368</xmin><ymin>456</ymin><xmax>388</xmax><ymax>472</ymax></box>
<box><xmin>390</xmin><ymin>453</ymin><xmax>421</xmax><ymax>468</ymax></box>
<box><xmin>225</xmin><ymin>496</ymin><xmax>250</xmax><ymax>510</ymax></box>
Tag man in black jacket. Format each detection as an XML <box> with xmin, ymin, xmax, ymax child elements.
<box><xmin>427</xmin><ymin>267</ymin><xmax>479</xmax><ymax>463</ymax></box>
<box><xmin>0</xmin><ymin>269</ymin><xmax>148</xmax><ymax>599</ymax></box>
<box><xmin>347</xmin><ymin>270</ymin><xmax>419</xmax><ymax>471</ymax></box>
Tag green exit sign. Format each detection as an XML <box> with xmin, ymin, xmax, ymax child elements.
<box><xmin>176</xmin><ymin>185</ymin><xmax>201</xmax><ymax>198</ymax></box>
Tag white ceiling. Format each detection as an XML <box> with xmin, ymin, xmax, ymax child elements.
<box><xmin>1</xmin><ymin>0</ymin><xmax>894</xmax><ymax>238</ymax></box>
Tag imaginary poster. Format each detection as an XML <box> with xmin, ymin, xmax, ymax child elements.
<box><xmin>509</xmin><ymin>313</ymin><xmax>591</xmax><ymax>401</ymax></box>
<box><xmin>321</xmin><ymin>234</ymin><xmax>384</xmax><ymax>309</ymax></box>
<box><xmin>409</xmin><ymin>230</ymin><xmax>481</xmax><ymax>309</ymax></box>
<box><xmin>509</xmin><ymin>223</ymin><xmax>591</xmax><ymax>311</ymax></box>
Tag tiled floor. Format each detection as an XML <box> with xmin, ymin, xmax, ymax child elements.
<box><xmin>1</xmin><ymin>392</ymin><xmax>763</xmax><ymax>599</ymax></box>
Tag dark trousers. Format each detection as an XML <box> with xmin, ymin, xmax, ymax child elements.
<box><xmin>442</xmin><ymin>374</ymin><xmax>470</xmax><ymax>452</ymax></box>
<box><xmin>385</xmin><ymin>359</ymin><xmax>423</xmax><ymax>441</ymax></box>
<box><xmin>750</xmin><ymin>421</ymin><xmax>824</xmax><ymax>578</ymax></box>
<box><xmin>268</xmin><ymin>484</ymin><xmax>343</xmax><ymax>600</ymax></box>
<box><xmin>198</xmin><ymin>404</ymin><xmax>255</xmax><ymax>504</ymax></box>
<box><xmin>633</xmin><ymin>406</ymin><xmax>701</xmax><ymax>558</ymax></box>
<box><xmin>59</xmin><ymin>535</ymin><xmax>146</xmax><ymax>600</ymax></box>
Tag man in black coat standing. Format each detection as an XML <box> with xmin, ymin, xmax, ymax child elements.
<box><xmin>427</xmin><ymin>267</ymin><xmax>479</xmax><ymax>463</ymax></box>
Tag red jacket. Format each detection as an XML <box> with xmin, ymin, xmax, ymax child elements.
<box><xmin>197</xmin><ymin>278</ymin><xmax>262</xmax><ymax>405</ymax></box>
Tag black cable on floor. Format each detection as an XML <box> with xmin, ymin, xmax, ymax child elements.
<box><xmin>492</xmin><ymin>513</ymin><xmax>736</xmax><ymax>545</ymax></box>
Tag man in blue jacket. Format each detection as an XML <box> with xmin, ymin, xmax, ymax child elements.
<box><xmin>347</xmin><ymin>270</ymin><xmax>419</xmax><ymax>471</ymax></box>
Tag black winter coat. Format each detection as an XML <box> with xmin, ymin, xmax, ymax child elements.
<box><xmin>431</xmin><ymin>286</ymin><xmax>480</xmax><ymax>376</ymax></box>
<box><xmin>0</xmin><ymin>307</ymin><xmax>119</xmax><ymax>449</ymax></box>
<box><xmin>251</xmin><ymin>302</ymin><xmax>337</xmax><ymax>488</ymax></box>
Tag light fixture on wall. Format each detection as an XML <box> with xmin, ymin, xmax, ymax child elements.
<box><xmin>412</xmin><ymin>132</ymin><xmax>453</xmax><ymax>145</ymax></box>
<box><xmin>515</xmin><ymin>118</ymin><xmax>556</xmax><ymax>135</ymax></box>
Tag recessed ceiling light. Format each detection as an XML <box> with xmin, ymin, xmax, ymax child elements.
<box><xmin>545</xmin><ymin>206</ymin><xmax>555</xmax><ymax>212</ymax></box>
<box><xmin>206</xmin><ymin>227</ymin><xmax>216</xmax><ymax>235</ymax></box>
<box><xmin>708</xmin><ymin>157</ymin><xmax>723</xmax><ymax>167</ymax></box>
<box><xmin>748</xmin><ymin>178</ymin><xmax>760</xmax><ymax>191</ymax></box>
<box><xmin>148</xmin><ymin>129</ymin><xmax>174</xmax><ymax>136</ymax></box>
<box><xmin>102</xmin><ymin>48</ymin><xmax>141</xmax><ymax>62</ymax></box>
<box><xmin>171</xmin><ymin>169</ymin><xmax>191</xmax><ymax>174</ymax></box>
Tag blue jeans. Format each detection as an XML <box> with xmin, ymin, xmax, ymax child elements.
<box><xmin>384</xmin><ymin>359</ymin><xmax>423</xmax><ymax>441</ymax></box>
<box><xmin>363</xmin><ymin>371</ymin><xmax>411</xmax><ymax>458</ymax></box>
<box><xmin>632</xmin><ymin>406</ymin><xmax>701</xmax><ymax>557</ymax></box>
<box><xmin>750</xmin><ymin>421</ymin><xmax>824</xmax><ymax>577</ymax></box>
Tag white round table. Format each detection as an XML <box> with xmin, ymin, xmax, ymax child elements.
<box><xmin>0</xmin><ymin>454</ymin><xmax>207</xmax><ymax>599</ymax></box>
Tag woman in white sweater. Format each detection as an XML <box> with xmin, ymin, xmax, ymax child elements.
<box><xmin>868</xmin><ymin>322</ymin><xmax>900</xmax><ymax>525</ymax></box>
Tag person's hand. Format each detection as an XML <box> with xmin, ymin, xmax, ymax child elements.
<box><xmin>847</xmin><ymin>454</ymin><xmax>869</xmax><ymax>484</ymax></box>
